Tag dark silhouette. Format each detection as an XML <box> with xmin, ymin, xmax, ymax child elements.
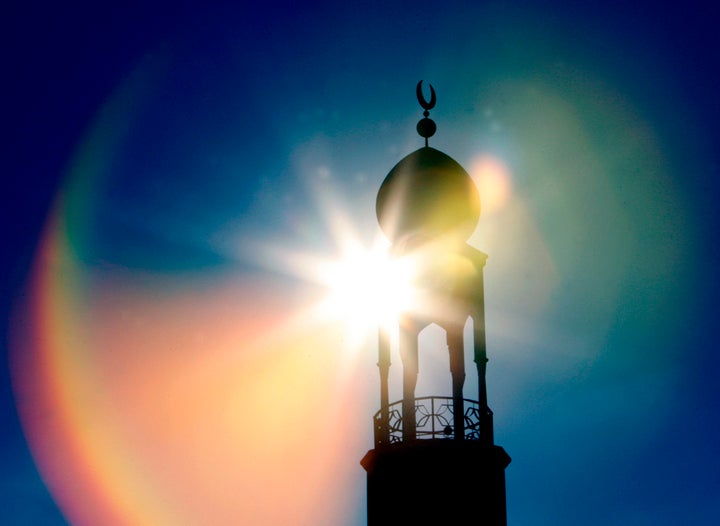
<box><xmin>361</xmin><ymin>82</ymin><xmax>510</xmax><ymax>525</ymax></box>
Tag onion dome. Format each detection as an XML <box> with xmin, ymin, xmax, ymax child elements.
<box><xmin>376</xmin><ymin>147</ymin><xmax>480</xmax><ymax>244</ymax></box>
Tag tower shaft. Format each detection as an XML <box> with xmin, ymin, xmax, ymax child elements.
<box><xmin>362</xmin><ymin>441</ymin><xmax>511</xmax><ymax>525</ymax></box>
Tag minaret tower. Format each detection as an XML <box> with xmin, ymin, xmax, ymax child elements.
<box><xmin>361</xmin><ymin>82</ymin><xmax>511</xmax><ymax>525</ymax></box>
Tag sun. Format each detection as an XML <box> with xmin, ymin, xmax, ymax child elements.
<box><xmin>318</xmin><ymin>240</ymin><xmax>418</xmax><ymax>336</ymax></box>
<box><xmin>242</xmin><ymin>179</ymin><xmax>427</xmax><ymax>355</ymax></box>
<box><xmin>248</xmin><ymin>215</ymin><xmax>422</xmax><ymax>355</ymax></box>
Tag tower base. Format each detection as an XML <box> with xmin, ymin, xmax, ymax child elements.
<box><xmin>361</xmin><ymin>440</ymin><xmax>510</xmax><ymax>525</ymax></box>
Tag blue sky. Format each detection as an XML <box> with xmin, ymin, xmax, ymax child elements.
<box><xmin>3</xmin><ymin>1</ymin><xmax>719</xmax><ymax>524</ymax></box>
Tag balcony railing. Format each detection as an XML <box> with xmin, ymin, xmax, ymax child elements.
<box><xmin>373</xmin><ymin>396</ymin><xmax>491</xmax><ymax>445</ymax></box>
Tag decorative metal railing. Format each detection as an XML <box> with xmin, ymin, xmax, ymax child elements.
<box><xmin>373</xmin><ymin>396</ymin><xmax>491</xmax><ymax>444</ymax></box>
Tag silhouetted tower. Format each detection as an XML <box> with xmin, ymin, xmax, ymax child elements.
<box><xmin>361</xmin><ymin>82</ymin><xmax>511</xmax><ymax>525</ymax></box>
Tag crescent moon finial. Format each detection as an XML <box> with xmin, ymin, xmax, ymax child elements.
<box><xmin>416</xmin><ymin>80</ymin><xmax>436</xmax><ymax>111</ymax></box>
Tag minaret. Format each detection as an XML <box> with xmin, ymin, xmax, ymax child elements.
<box><xmin>361</xmin><ymin>82</ymin><xmax>511</xmax><ymax>525</ymax></box>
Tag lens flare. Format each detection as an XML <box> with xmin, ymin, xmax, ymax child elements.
<box><xmin>468</xmin><ymin>154</ymin><xmax>512</xmax><ymax>216</ymax></box>
<box><xmin>9</xmin><ymin>66</ymin><xmax>377</xmax><ymax>526</ymax></box>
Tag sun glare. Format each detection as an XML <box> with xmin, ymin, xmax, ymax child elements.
<box><xmin>319</xmin><ymin>242</ymin><xmax>417</xmax><ymax>335</ymax></box>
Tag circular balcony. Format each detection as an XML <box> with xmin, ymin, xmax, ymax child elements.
<box><xmin>373</xmin><ymin>396</ymin><xmax>492</xmax><ymax>446</ymax></box>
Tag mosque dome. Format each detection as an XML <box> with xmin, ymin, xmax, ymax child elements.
<box><xmin>376</xmin><ymin>146</ymin><xmax>480</xmax><ymax>244</ymax></box>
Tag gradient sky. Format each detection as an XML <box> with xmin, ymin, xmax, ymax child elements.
<box><xmin>4</xmin><ymin>1</ymin><xmax>720</xmax><ymax>524</ymax></box>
